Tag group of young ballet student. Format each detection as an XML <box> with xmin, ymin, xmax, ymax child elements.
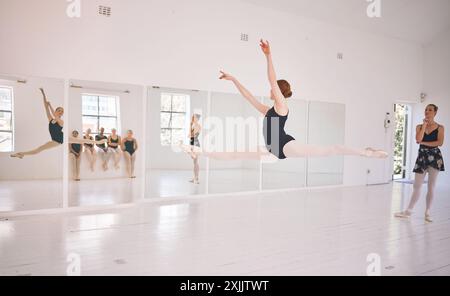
<box><xmin>69</xmin><ymin>128</ymin><xmax>138</xmax><ymax>181</ymax></box>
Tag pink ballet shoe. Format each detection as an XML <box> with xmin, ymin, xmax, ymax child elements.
<box><xmin>10</xmin><ymin>153</ymin><xmax>24</xmax><ymax>159</ymax></box>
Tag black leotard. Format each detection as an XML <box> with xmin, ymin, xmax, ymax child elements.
<box><xmin>124</xmin><ymin>139</ymin><xmax>136</xmax><ymax>155</ymax></box>
<box><xmin>263</xmin><ymin>107</ymin><xmax>295</xmax><ymax>159</ymax></box>
<box><xmin>420</xmin><ymin>125</ymin><xmax>440</xmax><ymax>148</ymax></box>
<box><xmin>49</xmin><ymin>120</ymin><xmax>63</xmax><ymax>144</ymax></box>
<box><xmin>95</xmin><ymin>134</ymin><xmax>108</xmax><ymax>150</ymax></box>
<box><xmin>109</xmin><ymin>136</ymin><xmax>120</xmax><ymax>149</ymax></box>
<box><xmin>71</xmin><ymin>143</ymin><xmax>81</xmax><ymax>154</ymax></box>
<box><xmin>84</xmin><ymin>135</ymin><xmax>94</xmax><ymax>148</ymax></box>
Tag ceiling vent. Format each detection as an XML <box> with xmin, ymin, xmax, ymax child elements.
<box><xmin>98</xmin><ymin>5</ymin><xmax>111</xmax><ymax>17</ymax></box>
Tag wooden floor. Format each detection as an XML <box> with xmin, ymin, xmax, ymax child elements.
<box><xmin>1</xmin><ymin>182</ymin><xmax>450</xmax><ymax>276</ymax></box>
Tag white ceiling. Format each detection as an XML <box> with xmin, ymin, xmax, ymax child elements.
<box><xmin>241</xmin><ymin>0</ymin><xmax>450</xmax><ymax>45</ymax></box>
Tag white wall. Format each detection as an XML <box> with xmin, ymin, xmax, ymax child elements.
<box><xmin>0</xmin><ymin>0</ymin><xmax>424</xmax><ymax>186</ymax></box>
<box><xmin>412</xmin><ymin>28</ymin><xmax>450</xmax><ymax>186</ymax></box>
<box><xmin>0</xmin><ymin>76</ymin><xmax>64</xmax><ymax>180</ymax></box>
<box><xmin>68</xmin><ymin>80</ymin><xmax>144</xmax><ymax>179</ymax></box>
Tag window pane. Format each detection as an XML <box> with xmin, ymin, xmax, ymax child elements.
<box><xmin>0</xmin><ymin>87</ymin><xmax>12</xmax><ymax>110</ymax></box>
<box><xmin>82</xmin><ymin>116</ymin><xmax>98</xmax><ymax>134</ymax></box>
<box><xmin>99</xmin><ymin>96</ymin><xmax>117</xmax><ymax>116</ymax></box>
<box><xmin>82</xmin><ymin>95</ymin><xmax>99</xmax><ymax>116</ymax></box>
<box><xmin>172</xmin><ymin>95</ymin><xmax>187</xmax><ymax>112</ymax></box>
<box><xmin>99</xmin><ymin>117</ymin><xmax>117</xmax><ymax>134</ymax></box>
<box><xmin>0</xmin><ymin>111</ymin><xmax>12</xmax><ymax>130</ymax></box>
<box><xmin>160</xmin><ymin>113</ymin><xmax>171</xmax><ymax>129</ymax></box>
<box><xmin>171</xmin><ymin>113</ymin><xmax>186</xmax><ymax>129</ymax></box>
<box><xmin>160</xmin><ymin>129</ymin><xmax>171</xmax><ymax>146</ymax></box>
<box><xmin>171</xmin><ymin>129</ymin><xmax>185</xmax><ymax>145</ymax></box>
<box><xmin>0</xmin><ymin>132</ymin><xmax>12</xmax><ymax>152</ymax></box>
<box><xmin>161</xmin><ymin>94</ymin><xmax>172</xmax><ymax>112</ymax></box>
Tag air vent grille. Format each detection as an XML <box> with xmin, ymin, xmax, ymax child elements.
<box><xmin>98</xmin><ymin>5</ymin><xmax>111</xmax><ymax>17</ymax></box>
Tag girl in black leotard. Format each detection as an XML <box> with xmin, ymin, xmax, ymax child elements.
<box><xmin>11</xmin><ymin>88</ymin><xmax>64</xmax><ymax>159</ymax></box>
<box><xmin>69</xmin><ymin>130</ymin><xmax>82</xmax><ymax>181</ymax></box>
<box><xmin>84</xmin><ymin>128</ymin><xmax>97</xmax><ymax>171</ymax></box>
<box><xmin>121</xmin><ymin>130</ymin><xmax>138</xmax><ymax>178</ymax></box>
<box><xmin>108</xmin><ymin>128</ymin><xmax>122</xmax><ymax>170</ymax></box>
<box><xmin>10</xmin><ymin>88</ymin><xmax>107</xmax><ymax>160</ymax></box>
<box><xmin>211</xmin><ymin>40</ymin><xmax>388</xmax><ymax>160</ymax></box>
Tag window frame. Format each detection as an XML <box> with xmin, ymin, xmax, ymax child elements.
<box><xmin>160</xmin><ymin>92</ymin><xmax>190</xmax><ymax>146</ymax></box>
<box><xmin>81</xmin><ymin>93</ymin><xmax>120</xmax><ymax>136</ymax></box>
<box><xmin>0</xmin><ymin>85</ymin><xmax>14</xmax><ymax>152</ymax></box>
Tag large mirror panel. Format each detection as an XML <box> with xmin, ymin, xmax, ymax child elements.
<box><xmin>146</xmin><ymin>87</ymin><xmax>208</xmax><ymax>198</ymax></box>
<box><xmin>68</xmin><ymin>80</ymin><xmax>144</xmax><ymax>207</ymax></box>
<box><xmin>306</xmin><ymin>101</ymin><xmax>345</xmax><ymax>187</ymax></box>
<box><xmin>0</xmin><ymin>75</ymin><xmax>64</xmax><ymax>212</ymax></box>
<box><xmin>208</xmin><ymin>92</ymin><xmax>260</xmax><ymax>194</ymax></box>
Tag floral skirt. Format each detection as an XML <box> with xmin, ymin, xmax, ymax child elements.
<box><xmin>413</xmin><ymin>146</ymin><xmax>445</xmax><ymax>174</ymax></box>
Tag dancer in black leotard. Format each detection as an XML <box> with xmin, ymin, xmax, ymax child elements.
<box><xmin>189</xmin><ymin>114</ymin><xmax>202</xmax><ymax>184</ymax></box>
<box><xmin>11</xmin><ymin>88</ymin><xmax>64</xmax><ymax>158</ymax></box>
<box><xmin>83</xmin><ymin>128</ymin><xmax>97</xmax><ymax>171</ymax></box>
<box><xmin>395</xmin><ymin>104</ymin><xmax>445</xmax><ymax>223</ymax></box>
<box><xmin>108</xmin><ymin>128</ymin><xmax>122</xmax><ymax>170</ymax></box>
<box><xmin>10</xmin><ymin>88</ymin><xmax>106</xmax><ymax>160</ymax></box>
<box><xmin>181</xmin><ymin>40</ymin><xmax>387</xmax><ymax>161</ymax></box>
<box><xmin>69</xmin><ymin>130</ymin><xmax>82</xmax><ymax>181</ymax></box>
<box><xmin>121</xmin><ymin>130</ymin><xmax>138</xmax><ymax>178</ymax></box>
<box><xmin>96</xmin><ymin>127</ymin><xmax>110</xmax><ymax>171</ymax></box>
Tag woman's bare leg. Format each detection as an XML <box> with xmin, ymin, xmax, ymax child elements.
<box><xmin>130</xmin><ymin>153</ymin><xmax>136</xmax><ymax>178</ymax></box>
<box><xmin>85</xmin><ymin>148</ymin><xmax>97</xmax><ymax>171</ymax></box>
<box><xmin>70</xmin><ymin>154</ymin><xmax>81</xmax><ymax>180</ymax></box>
<box><xmin>11</xmin><ymin>141</ymin><xmax>61</xmax><ymax>158</ymax></box>
<box><xmin>283</xmin><ymin>141</ymin><xmax>388</xmax><ymax>159</ymax></box>
<box><xmin>124</xmin><ymin>152</ymin><xmax>132</xmax><ymax>178</ymax></box>
<box><xmin>110</xmin><ymin>149</ymin><xmax>121</xmax><ymax>169</ymax></box>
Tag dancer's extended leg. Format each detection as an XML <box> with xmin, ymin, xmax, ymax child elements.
<box><xmin>11</xmin><ymin>141</ymin><xmax>60</xmax><ymax>159</ymax></box>
<box><xmin>394</xmin><ymin>172</ymin><xmax>426</xmax><ymax>219</ymax></box>
<box><xmin>283</xmin><ymin>141</ymin><xmax>388</xmax><ymax>158</ymax></box>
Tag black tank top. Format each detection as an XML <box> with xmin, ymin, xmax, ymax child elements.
<box><xmin>71</xmin><ymin>143</ymin><xmax>81</xmax><ymax>154</ymax></box>
<box><xmin>124</xmin><ymin>139</ymin><xmax>136</xmax><ymax>155</ymax></box>
<box><xmin>49</xmin><ymin>120</ymin><xmax>63</xmax><ymax>144</ymax></box>
<box><xmin>109</xmin><ymin>136</ymin><xmax>120</xmax><ymax>148</ymax></box>
<box><xmin>84</xmin><ymin>135</ymin><xmax>94</xmax><ymax>148</ymax></box>
<box><xmin>263</xmin><ymin>107</ymin><xmax>295</xmax><ymax>159</ymax></box>
<box><xmin>420</xmin><ymin>125</ymin><xmax>440</xmax><ymax>148</ymax></box>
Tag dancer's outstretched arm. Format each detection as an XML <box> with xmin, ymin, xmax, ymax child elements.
<box><xmin>47</xmin><ymin>101</ymin><xmax>64</xmax><ymax>126</ymax></box>
<box><xmin>40</xmin><ymin>88</ymin><xmax>53</xmax><ymax>122</ymax></box>
<box><xmin>219</xmin><ymin>71</ymin><xmax>270</xmax><ymax>115</ymax></box>
<box><xmin>260</xmin><ymin>40</ymin><xmax>287</xmax><ymax>113</ymax></box>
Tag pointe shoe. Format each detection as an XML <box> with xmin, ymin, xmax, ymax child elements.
<box><xmin>394</xmin><ymin>211</ymin><xmax>412</xmax><ymax>219</ymax></box>
<box><xmin>425</xmin><ymin>214</ymin><xmax>433</xmax><ymax>223</ymax></box>
<box><xmin>10</xmin><ymin>153</ymin><xmax>24</xmax><ymax>159</ymax></box>
<box><xmin>364</xmin><ymin>148</ymin><xmax>388</xmax><ymax>159</ymax></box>
<box><xmin>189</xmin><ymin>179</ymin><xmax>200</xmax><ymax>184</ymax></box>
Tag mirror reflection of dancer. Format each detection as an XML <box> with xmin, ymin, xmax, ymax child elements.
<box><xmin>395</xmin><ymin>104</ymin><xmax>445</xmax><ymax>223</ymax></box>
<box><xmin>11</xmin><ymin>88</ymin><xmax>106</xmax><ymax>159</ymax></box>
<box><xmin>188</xmin><ymin>114</ymin><xmax>202</xmax><ymax>184</ymax></box>
<box><xmin>181</xmin><ymin>40</ymin><xmax>388</xmax><ymax>161</ymax></box>
<box><xmin>83</xmin><ymin>128</ymin><xmax>97</xmax><ymax>172</ymax></box>
<box><xmin>122</xmin><ymin>130</ymin><xmax>138</xmax><ymax>179</ymax></box>
<box><xmin>69</xmin><ymin>130</ymin><xmax>82</xmax><ymax>181</ymax></box>
<box><xmin>108</xmin><ymin>128</ymin><xmax>122</xmax><ymax>170</ymax></box>
<box><xmin>96</xmin><ymin>127</ymin><xmax>110</xmax><ymax>171</ymax></box>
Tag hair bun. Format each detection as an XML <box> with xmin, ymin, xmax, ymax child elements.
<box><xmin>285</xmin><ymin>90</ymin><xmax>293</xmax><ymax>98</ymax></box>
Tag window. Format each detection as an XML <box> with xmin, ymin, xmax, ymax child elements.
<box><xmin>82</xmin><ymin>94</ymin><xmax>119</xmax><ymax>135</ymax></box>
<box><xmin>0</xmin><ymin>86</ymin><xmax>13</xmax><ymax>152</ymax></box>
<box><xmin>160</xmin><ymin>93</ymin><xmax>189</xmax><ymax>146</ymax></box>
